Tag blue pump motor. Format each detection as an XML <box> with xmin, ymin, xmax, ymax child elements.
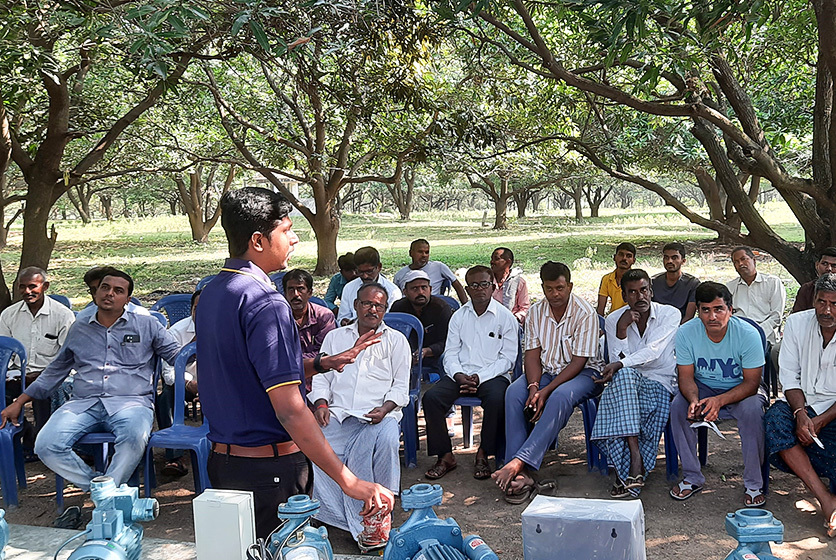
<box><xmin>0</xmin><ymin>509</ymin><xmax>9</xmax><ymax>560</ymax></box>
<box><xmin>265</xmin><ymin>494</ymin><xmax>333</xmax><ymax>560</ymax></box>
<box><xmin>724</xmin><ymin>509</ymin><xmax>784</xmax><ymax>560</ymax></box>
<box><xmin>384</xmin><ymin>483</ymin><xmax>497</xmax><ymax>560</ymax></box>
<box><xmin>65</xmin><ymin>476</ymin><xmax>158</xmax><ymax>560</ymax></box>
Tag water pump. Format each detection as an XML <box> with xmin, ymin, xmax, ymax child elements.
<box><xmin>61</xmin><ymin>476</ymin><xmax>158</xmax><ymax>560</ymax></box>
<box><xmin>383</xmin><ymin>483</ymin><xmax>497</xmax><ymax>560</ymax></box>
<box><xmin>246</xmin><ymin>494</ymin><xmax>333</xmax><ymax>560</ymax></box>
<box><xmin>724</xmin><ymin>509</ymin><xmax>784</xmax><ymax>560</ymax></box>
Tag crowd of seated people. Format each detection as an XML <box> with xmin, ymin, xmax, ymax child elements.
<box><xmin>2</xmin><ymin>235</ymin><xmax>836</xmax><ymax>546</ymax></box>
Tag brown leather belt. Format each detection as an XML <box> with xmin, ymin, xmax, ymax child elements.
<box><xmin>211</xmin><ymin>441</ymin><xmax>300</xmax><ymax>458</ymax></box>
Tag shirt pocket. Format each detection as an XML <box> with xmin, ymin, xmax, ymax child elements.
<box><xmin>116</xmin><ymin>342</ymin><xmax>149</xmax><ymax>367</ymax></box>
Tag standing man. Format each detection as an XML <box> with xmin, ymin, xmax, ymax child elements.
<box><xmin>791</xmin><ymin>247</ymin><xmax>836</xmax><ymax>313</ymax></box>
<box><xmin>196</xmin><ymin>188</ymin><xmax>392</xmax><ymax>539</ymax></box>
<box><xmin>422</xmin><ymin>266</ymin><xmax>518</xmax><ymax>481</ymax></box>
<box><xmin>651</xmin><ymin>242</ymin><xmax>700</xmax><ymax>323</ymax></box>
<box><xmin>389</xmin><ymin>270</ymin><xmax>453</xmax><ymax>372</ymax></box>
<box><xmin>493</xmin><ymin>261</ymin><xmax>603</xmax><ymax>503</ymax></box>
<box><xmin>596</xmin><ymin>242</ymin><xmax>637</xmax><ymax>316</ymax></box>
<box><xmin>310</xmin><ymin>283</ymin><xmax>410</xmax><ymax>552</ymax></box>
<box><xmin>393</xmin><ymin>239</ymin><xmax>468</xmax><ymax>303</ymax></box>
<box><xmin>0</xmin><ymin>267</ymin><xmax>75</xmax><ymax>454</ymax></box>
<box><xmin>489</xmin><ymin>247</ymin><xmax>529</xmax><ymax>324</ymax></box>
<box><xmin>765</xmin><ymin>273</ymin><xmax>836</xmax><ymax>537</ymax></box>
<box><xmin>337</xmin><ymin>247</ymin><xmax>401</xmax><ymax>326</ymax></box>
<box><xmin>669</xmin><ymin>282</ymin><xmax>767</xmax><ymax>507</ymax></box>
<box><xmin>591</xmin><ymin>269</ymin><xmax>679</xmax><ymax>498</ymax></box>
<box><xmin>282</xmin><ymin>269</ymin><xmax>337</xmax><ymax>390</ymax></box>
<box><xmin>725</xmin><ymin>246</ymin><xmax>785</xmax><ymax>345</ymax></box>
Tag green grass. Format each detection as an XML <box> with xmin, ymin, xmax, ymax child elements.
<box><xmin>1</xmin><ymin>203</ymin><xmax>805</xmax><ymax>309</ymax></box>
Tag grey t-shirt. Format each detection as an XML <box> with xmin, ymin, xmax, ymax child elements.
<box><xmin>652</xmin><ymin>272</ymin><xmax>700</xmax><ymax>319</ymax></box>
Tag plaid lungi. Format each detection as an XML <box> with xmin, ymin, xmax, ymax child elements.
<box><xmin>590</xmin><ymin>367</ymin><xmax>671</xmax><ymax>485</ymax></box>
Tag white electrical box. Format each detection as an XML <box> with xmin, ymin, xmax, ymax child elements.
<box><xmin>193</xmin><ymin>489</ymin><xmax>256</xmax><ymax>560</ymax></box>
<box><xmin>521</xmin><ymin>495</ymin><xmax>646</xmax><ymax>560</ymax></box>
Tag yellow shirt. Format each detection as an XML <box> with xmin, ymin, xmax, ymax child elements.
<box><xmin>598</xmin><ymin>270</ymin><xmax>627</xmax><ymax>313</ymax></box>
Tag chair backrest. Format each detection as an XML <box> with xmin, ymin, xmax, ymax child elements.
<box><xmin>269</xmin><ymin>272</ymin><xmax>286</xmax><ymax>295</ymax></box>
<box><xmin>598</xmin><ymin>314</ymin><xmax>609</xmax><ymax>365</ymax></box>
<box><xmin>150</xmin><ymin>311</ymin><xmax>167</xmax><ymax>328</ymax></box>
<box><xmin>437</xmin><ymin>295</ymin><xmax>460</xmax><ymax>311</ymax></box>
<box><xmin>196</xmin><ymin>275</ymin><xmax>217</xmax><ymax>291</ymax></box>
<box><xmin>48</xmin><ymin>294</ymin><xmax>72</xmax><ymax>309</ymax></box>
<box><xmin>513</xmin><ymin>326</ymin><xmax>524</xmax><ymax>380</ymax></box>
<box><xmin>150</xmin><ymin>294</ymin><xmax>193</xmax><ymax>326</ymax></box>
<box><xmin>0</xmin><ymin>337</ymin><xmax>27</xmax><ymax>424</ymax></box>
<box><xmin>439</xmin><ymin>277</ymin><xmax>452</xmax><ymax>296</ymax></box>
<box><xmin>383</xmin><ymin>312</ymin><xmax>424</xmax><ymax>393</ymax></box>
<box><xmin>310</xmin><ymin>296</ymin><xmax>328</xmax><ymax>308</ymax></box>
<box><xmin>173</xmin><ymin>341</ymin><xmax>198</xmax><ymax>425</ymax></box>
<box><xmin>738</xmin><ymin>316</ymin><xmax>769</xmax><ymax>387</ymax></box>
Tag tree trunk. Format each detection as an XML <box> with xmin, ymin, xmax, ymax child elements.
<box><xmin>493</xmin><ymin>196</ymin><xmax>508</xmax><ymax>229</ymax></box>
<box><xmin>66</xmin><ymin>186</ymin><xmax>92</xmax><ymax>224</ymax></box>
<box><xmin>20</xmin><ymin>178</ymin><xmax>58</xmax><ymax>272</ymax></box>
<box><xmin>0</xmin><ymin>261</ymin><xmax>9</xmax><ymax>312</ymax></box>
<box><xmin>100</xmin><ymin>194</ymin><xmax>113</xmax><ymax>221</ymax></box>
<box><xmin>311</xmin><ymin>209</ymin><xmax>340</xmax><ymax>275</ymax></box>
<box><xmin>169</xmin><ymin>199</ymin><xmax>177</xmax><ymax>215</ymax></box>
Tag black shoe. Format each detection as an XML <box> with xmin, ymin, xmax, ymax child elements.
<box><xmin>54</xmin><ymin>506</ymin><xmax>82</xmax><ymax>530</ymax></box>
<box><xmin>162</xmin><ymin>458</ymin><xmax>189</xmax><ymax>477</ymax></box>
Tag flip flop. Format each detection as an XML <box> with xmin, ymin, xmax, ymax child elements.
<box><xmin>473</xmin><ymin>457</ymin><xmax>492</xmax><ymax>480</ymax></box>
<box><xmin>610</xmin><ymin>480</ymin><xmax>631</xmax><ymax>499</ymax></box>
<box><xmin>743</xmin><ymin>488</ymin><xmax>766</xmax><ymax>508</ymax></box>
<box><xmin>825</xmin><ymin>510</ymin><xmax>836</xmax><ymax>538</ymax></box>
<box><xmin>425</xmin><ymin>460</ymin><xmax>457</xmax><ymax>480</ymax></box>
<box><xmin>504</xmin><ymin>478</ymin><xmax>557</xmax><ymax>505</ymax></box>
<box><xmin>624</xmin><ymin>474</ymin><xmax>645</xmax><ymax>490</ymax></box>
<box><xmin>670</xmin><ymin>480</ymin><xmax>703</xmax><ymax>501</ymax></box>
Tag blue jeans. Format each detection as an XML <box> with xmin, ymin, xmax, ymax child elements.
<box><xmin>34</xmin><ymin>401</ymin><xmax>154</xmax><ymax>491</ymax></box>
<box><xmin>504</xmin><ymin>369</ymin><xmax>599</xmax><ymax>470</ymax></box>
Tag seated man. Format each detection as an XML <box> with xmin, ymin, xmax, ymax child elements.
<box><xmin>596</xmin><ymin>242</ymin><xmax>636</xmax><ymax>316</ymax></box>
<box><xmin>0</xmin><ymin>270</ymin><xmax>180</xmax><ymax>497</ymax></box>
<box><xmin>493</xmin><ymin>261</ymin><xmax>603</xmax><ymax>503</ymax></box>
<box><xmin>669</xmin><ymin>282</ymin><xmax>767</xmax><ymax>507</ymax></box>
<box><xmin>765</xmin><ymin>273</ymin><xmax>836</xmax><ymax>537</ymax></box>
<box><xmin>591</xmin><ymin>269</ymin><xmax>679</xmax><ymax>498</ymax></box>
<box><xmin>337</xmin><ymin>247</ymin><xmax>401</xmax><ymax>326</ymax></box>
<box><xmin>324</xmin><ymin>252</ymin><xmax>358</xmax><ymax>314</ymax></box>
<box><xmin>157</xmin><ymin>289</ymin><xmax>201</xmax><ymax>477</ymax></box>
<box><xmin>389</xmin><ymin>270</ymin><xmax>453</xmax><ymax>372</ymax></box>
<box><xmin>490</xmin><ymin>247</ymin><xmax>530</xmax><ymax>324</ymax></box>
<box><xmin>422</xmin><ymin>266</ymin><xmax>517</xmax><ymax>481</ymax></box>
<box><xmin>725</xmin><ymin>246</ymin><xmax>785</xmax><ymax>345</ymax></box>
<box><xmin>651</xmin><ymin>242</ymin><xmax>700</xmax><ymax>323</ymax></box>
<box><xmin>393</xmin><ymin>239</ymin><xmax>468</xmax><ymax>303</ymax></box>
<box><xmin>0</xmin><ymin>267</ymin><xmax>75</xmax><ymax>454</ymax></box>
<box><xmin>282</xmin><ymin>269</ymin><xmax>337</xmax><ymax>390</ymax></box>
<box><xmin>80</xmin><ymin>266</ymin><xmax>149</xmax><ymax>316</ymax></box>
<box><xmin>791</xmin><ymin>247</ymin><xmax>836</xmax><ymax>313</ymax></box>
<box><xmin>309</xmin><ymin>283</ymin><xmax>410</xmax><ymax>551</ymax></box>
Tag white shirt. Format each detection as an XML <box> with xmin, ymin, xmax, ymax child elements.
<box><xmin>309</xmin><ymin>322</ymin><xmax>410</xmax><ymax>422</ymax></box>
<box><xmin>605</xmin><ymin>302</ymin><xmax>680</xmax><ymax>393</ymax></box>
<box><xmin>0</xmin><ymin>296</ymin><xmax>75</xmax><ymax>375</ymax></box>
<box><xmin>443</xmin><ymin>298</ymin><xmax>518</xmax><ymax>383</ymax></box>
<box><xmin>393</xmin><ymin>261</ymin><xmax>458</xmax><ymax>295</ymax></box>
<box><xmin>779</xmin><ymin>310</ymin><xmax>836</xmax><ymax>415</ymax></box>
<box><xmin>336</xmin><ymin>275</ymin><xmax>402</xmax><ymax>324</ymax></box>
<box><xmin>726</xmin><ymin>272</ymin><xmax>785</xmax><ymax>344</ymax></box>
<box><xmin>161</xmin><ymin>316</ymin><xmax>196</xmax><ymax>385</ymax></box>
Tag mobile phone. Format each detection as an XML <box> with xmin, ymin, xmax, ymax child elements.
<box><xmin>523</xmin><ymin>405</ymin><xmax>536</xmax><ymax>423</ymax></box>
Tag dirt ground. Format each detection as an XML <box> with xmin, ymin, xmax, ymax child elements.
<box><xmin>2</xmin><ymin>406</ymin><xmax>833</xmax><ymax>560</ymax></box>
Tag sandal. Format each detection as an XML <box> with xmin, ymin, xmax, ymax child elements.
<box><xmin>473</xmin><ymin>457</ymin><xmax>491</xmax><ymax>480</ymax></box>
<box><xmin>825</xmin><ymin>510</ymin><xmax>836</xmax><ymax>538</ymax></box>
<box><xmin>425</xmin><ymin>459</ymin><xmax>457</xmax><ymax>480</ymax></box>
<box><xmin>504</xmin><ymin>477</ymin><xmax>557</xmax><ymax>505</ymax></box>
<box><xmin>624</xmin><ymin>474</ymin><xmax>644</xmax><ymax>490</ymax></box>
<box><xmin>743</xmin><ymin>488</ymin><xmax>766</xmax><ymax>508</ymax></box>
<box><xmin>670</xmin><ymin>480</ymin><xmax>703</xmax><ymax>501</ymax></box>
<box><xmin>610</xmin><ymin>481</ymin><xmax>631</xmax><ymax>499</ymax></box>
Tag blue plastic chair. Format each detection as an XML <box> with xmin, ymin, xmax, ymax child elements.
<box><xmin>0</xmin><ymin>337</ymin><xmax>28</xmax><ymax>507</ymax></box>
<box><xmin>150</xmin><ymin>294</ymin><xmax>193</xmax><ymax>326</ymax></box>
<box><xmin>573</xmin><ymin>316</ymin><xmax>608</xmax><ymax>474</ymax></box>
<box><xmin>269</xmin><ymin>272</ymin><xmax>286</xmax><ymax>295</ymax></box>
<box><xmin>383</xmin><ymin>312</ymin><xmax>424</xmax><ymax>468</ymax></box>
<box><xmin>143</xmin><ymin>342</ymin><xmax>210</xmax><ymax>497</ymax></box>
<box><xmin>310</xmin><ymin>296</ymin><xmax>328</xmax><ymax>308</ymax></box>
<box><xmin>437</xmin><ymin>295</ymin><xmax>460</xmax><ymax>311</ymax></box>
<box><xmin>48</xmin><ymin>294</ymin><xmax>72</xmax><ymax>309</ymax></box>
<box><xmin>439</xmin><ymin>277</ymin><xmax>452</xmax><ymax>296</ymax></box>
<box><xmin>196</xmin><ymin>275</ymin><xmax>217</xmax><ymax>291</ymax></box>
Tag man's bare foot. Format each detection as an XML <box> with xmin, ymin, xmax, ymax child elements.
<box><xmin>492</xmin><ymin>458</ymin><xmax>524</xmax><ymax>492</ymax></box>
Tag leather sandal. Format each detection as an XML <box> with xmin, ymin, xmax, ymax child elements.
<box><xmin>425</xmin><ymin>459</ymin><xmax>457</xmax><ymax>480</ymax></box>
<box><xmin>473</xmin><ymin>457</ymin><xmax>491</xmax><ymax>480</ymax></box>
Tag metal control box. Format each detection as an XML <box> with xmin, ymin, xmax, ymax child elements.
<box><xmin>193</xmin><ymin>489</ymin><xmax>256</xmax><ymax>560</ymax></box>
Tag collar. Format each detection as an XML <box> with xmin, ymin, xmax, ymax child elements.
<box><xmin>221</xmin><ymin>258</ymin><xmax>273</xmax><ymax>287</ymax></box>
<box><xmin>349</xmin><ymin>320</ymin><xmax>388</xmax><ymax>338</ymax></box>
<box><xmin>14</xmin><ymin>297</ymin><xmax>51</xmax><ymax>319</ymax></box>
<box><xmin>734</xmin><ymin>271</ymin><xmax>762</xmax><ymax>286</ymax></box>
<box><xmin>297</xmin><ymin>302</ymin><xmax>321</xmax><ymax>328</ymax></box>
<box><xmin>464</xmin><ymin>297</ymin><xmax>499</xmax><ymax>318</ymax></box>
<box><xmin>546</xmin><ymin>294</ymin><xmax>576</xmax><ymax>323</ymax></box>
<box><xmin>89</xmin><ymin>308</ymin><xmax>129</xmax><ymax>326</ymax></box>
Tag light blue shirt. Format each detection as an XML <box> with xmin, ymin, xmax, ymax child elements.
<box><xmin>675</xmin><ymin>316</ymin><xmax>764</xmax><ymax>391</ymax></box>
<box><xmin>25</xmin><ymin>309</ymin><xmax>180</xmax><ymax>415</ymax></box>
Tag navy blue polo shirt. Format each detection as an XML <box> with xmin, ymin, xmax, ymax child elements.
<box><xmin>196</xmin><ymin>258</ymin><xmax>305</xmax><ymax>446</ymax></box>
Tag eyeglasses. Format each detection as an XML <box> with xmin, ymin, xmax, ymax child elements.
<box><xmin>358</xmin><ymin>301</ymin><xmax>386</xmax><ymax>311</ymax></box>
<box><xmin>467</xmin><ymin>281</ymin><xmax>493</xmax><ymax>290</ymax></box>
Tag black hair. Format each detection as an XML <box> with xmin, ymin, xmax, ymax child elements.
<box><xmin>191</xmin><ymin>289</ymin><xmax>202</xmax><ymax>309</ymax></box>
<box><xmin>731</xmin><ymin>246</ymin><xmax>755</xmax><ymax>260</ymax></box>
<box><xmin>354</xmin><ymin>246</ymin><xmax>381</xmax><ymax>267</ymax></box>
<box><xmin>220</xmin><ymin>187</ymin><xmax>293</xmax><ymax>258</ymax></box>
<box><xmin>615</xmin><ymin>242</ymin><xmax>637</xmax><ymax>256</ymax></box>
<box><xmin>819</xmin><ymin>247</ymin><xmax>836</xmax><ymax>261</ymax></box>
<box><xmin>282</xmin><ymin>269</ymin><xmax>314</xmax><ymax>292</ymax></box>
<box><xmin>695</xmin><ymin>281</ymin><xmax>732</xmax><ymax>309</ymax></box>
<box><xmin>494</xmin><ymin>247</ymin><xmax>514</xmax><ymax>264</ymax></box>
<box><xmin>465</xmin><ymin>265</ymin><xmax>494</xmax><ymax>283</ymax></box>
<box><xmin>662</xmin><ymin>242</ymin><xmax>686</xmax><ymax>259</ymax></box>
<box><xmin>621</xmin><ymin>269</ymin><xmax>651</xmax><ymax>296</ymax></box>
<box><xmin>410</xmin><ymin>239</ymin><xmax>430</xmax><ymax>251</ymax></box>
<box><xmin>338</xmin><ymin>252</ymin><xmax>356</xmax><ymax>270</ymax></box>
<box><xmin>356</xmin><ymin>282</ymin><xmax>388</xmax><ymax>302</ymax></box>
<box><xmin>84</xmin><ymin>266</ymin><xmax>120</xmax><ymax>289</ymax></box>
<box><xmin>100</xmin><ymin>269</ymin><xmax>134</xmax><ymax>296</ymax></box>
<box><xmin>540</xmin><ymin>261</ymin><xmax>571</xmax><ymax>283</ymax></box>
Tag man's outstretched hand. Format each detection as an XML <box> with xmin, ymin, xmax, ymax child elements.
<box><xmin>324</xmin><ymin>330</ymin><xmax>383</xmax><ymax>372</ymax></box>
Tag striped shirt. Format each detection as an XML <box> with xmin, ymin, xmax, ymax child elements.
<box><xmin>525</xmin><ymin>295</ymin><xmax>604</xmax><ymax>374</ymax></box>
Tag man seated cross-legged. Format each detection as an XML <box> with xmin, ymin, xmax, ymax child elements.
<box><xmin>765</xmin><ymin>272</ymin><xmax>836</xmax><ymax>538</ymax></box>
<box><xmin>422</xmin><ymin>265</ymin><xmax>518</xmax><ymax>481</ymax></box>
<box><xmin>493</xmin><ymin>261</ymin><xmax>603</xmax><ymax>503</ymax></box>
<box><xmin>591</xmin><ymin>269</ymin><xmax>679</xmax><ymax>498</ymax></box>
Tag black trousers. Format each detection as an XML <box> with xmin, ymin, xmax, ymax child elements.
<box><xmin>207</xmin><ymin>450</ymin><xmax>312</xmax><ymax>539</ymax></box>
<box><xmin>422</xmin><ymin>376</ymin><xmax>509</xmax><ymax>457</ymax></box>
